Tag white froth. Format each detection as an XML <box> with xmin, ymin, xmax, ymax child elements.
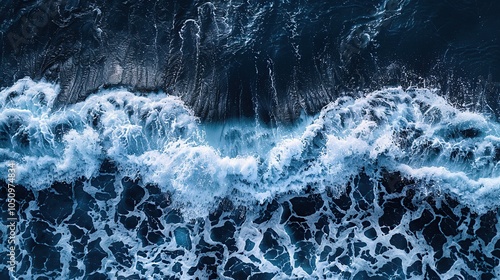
<box><xmin>1</xmin><ymin>79</ymin><xmax>499</xmax><ymax>215</ymax></box>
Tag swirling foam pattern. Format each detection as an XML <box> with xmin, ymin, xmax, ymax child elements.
<box><xmin>1</xmin><ymin>78</ymin><xmax>499</xmax><ymax>278</ymax></box>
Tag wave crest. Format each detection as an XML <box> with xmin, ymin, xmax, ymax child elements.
<box><xmin>1</xmin><ymin>78</ymin><xmax>499</xmax><ymax>216</ymax></box>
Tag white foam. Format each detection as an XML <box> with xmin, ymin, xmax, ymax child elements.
<box><xmin>1</xmin><ymin>79</ymin><xmax>499</xmax><ymax>216</ymax></box>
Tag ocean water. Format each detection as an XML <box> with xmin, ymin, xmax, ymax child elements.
<box><xmin>0</xmin><ymin>78</ymin><xmax>499</xmax><ymax>279</ymax></box>
<box><xmin>1</xmin><ymin>0</ymin><xmax>500</xmax><ymax>279</ymax></box>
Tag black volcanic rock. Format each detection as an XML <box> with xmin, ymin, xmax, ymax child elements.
<box><xmin>1</xmin><ymin>0</ymin><xmax>499</xmax><ymax>122</ymax></box>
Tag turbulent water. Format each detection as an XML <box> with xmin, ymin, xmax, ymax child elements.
<box><xmin>0</xmin><ymin>78</ymin><xmax>499</xmax><ymax>279</ymax></box>
<box><xmin>1</xmin><ymin>0</ymin><xmax>500</xmax><ymax>279</ymax></box>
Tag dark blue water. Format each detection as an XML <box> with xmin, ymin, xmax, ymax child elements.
<box><xmin>1</xmin><ymin>0</ymin><xmax>500</xmax><ymax>279</ymax></box>
<box><xmin>1</xmin><ymin>0</ymin><xmax>499</xmax><ymax>121</ymax></box>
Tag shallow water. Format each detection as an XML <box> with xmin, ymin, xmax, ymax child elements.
<box><xmin>1</xmin><ymin>0</ymin><xmax>500</xmax><ymax>278</ymax></box>
<box><xmin>0</xmin><ymin>79</ymin><xmax>499</xmax><ymax>278</ymax></box>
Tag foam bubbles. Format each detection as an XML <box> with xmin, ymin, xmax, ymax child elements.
<box><xmin>1</xmin><ymin>79</ymin><xmax>499</xmax><ymax>216</ymax></box>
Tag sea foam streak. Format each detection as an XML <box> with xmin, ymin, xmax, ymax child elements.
<box><xmin>1</xmin><ymin>78</ymin><xmax>499</xmax><ymax>216</ymax></box>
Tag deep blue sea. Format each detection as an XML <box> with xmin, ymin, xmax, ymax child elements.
<box><xmin>1</xmin><ymin>0</ymin><xmax>500</xmax><ymax>279</ymax></box>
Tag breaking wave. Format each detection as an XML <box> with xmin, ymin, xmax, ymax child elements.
<box><xmin>1</xmin><ymin>78</ymin><xmax>500</xmax><ymax>279</ymax></box>
<box><xmin>1</xmin><ymin>78</ymin><xmax>499</xmax><ymax>216</ymax></box>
